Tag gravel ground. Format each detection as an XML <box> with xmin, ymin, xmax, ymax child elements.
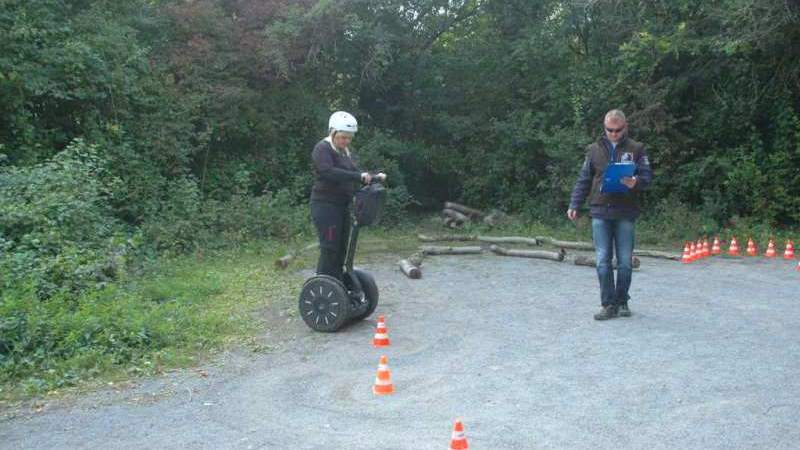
<box><xmin>1</xmin><ymin>252</ymin><xmax>799</xmax><ymax>449</ymax></box>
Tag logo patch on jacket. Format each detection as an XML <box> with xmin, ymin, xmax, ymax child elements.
<box><xmin>621</xmin><ymin>152</ymin><xmax>634</xmax><ymax>162</ymax></box>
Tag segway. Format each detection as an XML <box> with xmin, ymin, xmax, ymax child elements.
<box><xmin>299</xmin><ymin>180</ymin><xmax>386</xmax><ymax>332</ymax></box>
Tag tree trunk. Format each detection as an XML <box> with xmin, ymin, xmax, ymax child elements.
<box><xmin>418</xmin><ymin>233</ymin><xmax>478</xmax><ymax>242</ymax></box>
<box><xmin>489</xmin><ymin>245</ymin><xmax>565</xmax><ymax>261</ymax></box>
<box><xmin>420</xmin><ymin>245</ymin><xmax>483</xmax><ymax>255</ymax></box>
<box><xmin>633</xmin><ymin>249</ymin><xmax>681</xmax><ymax>261</ymax></box>
<box><xmin>419</xmin><ymin>234</ymin><xmax>539</xmax><ymax>246</ymax></box>
<box><xmin>535</xmin><ymin>236</ymin><xmax>680</xmax><ymax>260</ymax></box>
<box><xmin>535</xmin><ymin>236</ymin><xmax>595</xmax><ymax>250</ymax></box>
<box><xmin>477</xmin><ymin>236</ymin><xmax>540</xmax><ymax>246</ymax></box>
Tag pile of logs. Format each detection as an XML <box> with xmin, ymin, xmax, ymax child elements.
<box><xmin>441</xmin><ymin>202</ymin><xmax>507</xmax><ymax>228</ymax></box>
<box><xmin>394</xmin><ymin>233</ymin><xmax>680</xmax><ymax>279</ymax></box>
<box><xmin>272</xmin><ymin>230</ymin><xmax>680</xmax><ymax>282</ymax></box>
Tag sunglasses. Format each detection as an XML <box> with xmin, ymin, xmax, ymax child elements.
<box><xmin>605</xmin><ymin>127</ymin><xmax>624</xmax><ymax>133</ymax></box>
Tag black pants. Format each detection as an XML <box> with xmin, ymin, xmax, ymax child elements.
<box><xmin>310</xmin><ymin>200</ymin><xmax>351</xmax><ymax>280</ymax></box>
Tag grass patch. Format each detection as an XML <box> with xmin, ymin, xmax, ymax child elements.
<box><xmin>0</xmin><ymin>241</ymin><xmax>302</xmax><ymax>402</ymax></box>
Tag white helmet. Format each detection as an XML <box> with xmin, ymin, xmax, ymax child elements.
<box><xmin>328</xmin><ymin>111</ymin><xmax>358</xmax><ymax>134</ymax></box>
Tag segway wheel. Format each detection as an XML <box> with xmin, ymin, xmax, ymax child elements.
<box><xmin>299</xmin><ymin>275</ymin><xmax>350</xmax><ymax>332</ymax></box>
<box><xmin>349</xmin><ymin>269</ymin><xmax>379</xmax><ymax>321</ymax></box>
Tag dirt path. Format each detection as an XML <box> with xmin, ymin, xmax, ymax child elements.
<box><xmin>1</xmin><ymin>253</ymin><xmax>799</xmax><ymax>449</ymax></box>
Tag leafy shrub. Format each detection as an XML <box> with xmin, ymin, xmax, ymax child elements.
<box><xmin>637</xmin><ymin>197</ymin><xmax>716</xmax><ymax>247</ymax></box>
<box><xmin>355</xmin><ymin>131</ymin><xmax>419</xmax><ymax>222</ymax></box>
<box><xmin>0</xmin><ymin>268</ymin><xmax>228</xmax><ymax>394</ymax></box>
<box><xmin>0</xmin><ymin>139</ymin><xmax>129</xmax><ymax>298</ymax></box>
<box><xmin>139</xmin><ymin>177</ymin><xmax>203</xmax><ymax>254</ymax></box>
<box><xmin>199</xmin><ymin>189</ymin><xmax>311</xmax><ymax>246</ymax></box>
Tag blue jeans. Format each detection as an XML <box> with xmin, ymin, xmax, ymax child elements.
<box><xmin>591</xmin><ymin>218</ymin><xmax>635</xmax><ymax>306</ymax></box>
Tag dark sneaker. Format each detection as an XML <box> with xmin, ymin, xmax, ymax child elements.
<box><xmin>618</xmin><ymin>303</ymin><xmax>631</xmax><ymax>317</ymax></box>
<box><xmin>594</xmin><ymin>305</ymin><xmax>618</xmax><ymax>321</ymax></box>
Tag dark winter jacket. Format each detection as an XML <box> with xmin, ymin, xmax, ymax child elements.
<box><xmin>568</xmin><ymin>135</ymin><xmax>653</xmax><ymax>219</ymax></box>
<box><xmin>310</xmin><ymin>138</ymin><xmax>362</xmax><ymax>204</ymax></box>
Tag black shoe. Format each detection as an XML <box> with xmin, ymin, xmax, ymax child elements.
<box><xmin>618</xmin><ymin>303</ymin><xmax>631</xmax><ymax>317</ymax></box>
<box><xmin>594</xmin><ymin>305</ymin><xmax>618</xmax><ymax>321</ymax></box>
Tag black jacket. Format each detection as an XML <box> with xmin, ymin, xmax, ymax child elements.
<box><xmin>310</xmin><ymin>139</ymin><xmax>362</xmax><ymax>204</ymax></box>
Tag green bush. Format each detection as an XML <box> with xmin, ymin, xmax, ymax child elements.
<box><xmin>356</xmin><ymin>131</ymin><xmax>419</xmax><ymax>223</ymax></box>
<box><xmin>0</xmin><ymin>139</ymin><xmax>129</xmax><ymax>298</ymax></box>
<box><xmin>199</xmin><ymin>189</ymin><xmax>311</xmax><ymax>245</ymax></box>
<box><xmin>637</xmin><ymin>197</ymin><xmax>717</xmax><ymax>248</ymax></box>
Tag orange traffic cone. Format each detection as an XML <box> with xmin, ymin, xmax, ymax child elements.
<box><xmin>784</xmin><ymin>240</ymin><xmax>795</xmax><ymax>259</ymax></box>
<box><xmin>728</xmin><ymin>237</ymin><xmax>740</xmax><ymax>256</ymax></box>
<box><xmin>373</xmin><ymin>315</ymin><xmax>390</xmax><ymax>347</ymax></box>
<box><xmin>695</xmin><ymin>239</ymin><xmax>704</xmax><ymax>260</ymax></box>
<box><xmin>702</xmin><ymin>238</ymin><xmax>710</xmax><ymax>257</ymax></box>
<box><xmin>711</xmin><ymin>236</ymin><xmax>721</xmax><ymax>255</ymax></box>
<box><xmin>746</xmin><ymin>238</ymin><xmax>757</xmax><ymax>256</ymax></box>
<box><xmin>448</xmin><ymin>420</ymin><xmax>469</xmax><ymax>450</ymax></box>
<box><xmin>372</xmin><ymin>355</ymin><xmax>394</xmax><ymax>395</ymax></box>
<box><xmin>681</xmin><ymin>242</ymin><xmax>692</xmax><ymax>264</ymax></box>
<box><xmin>765</xmin><ymin>239</ymin><xmax>777</xmax><ymax>258</ymax></box>
<box><xmin>690</xmin><ymin>241</ymin><xmax>697</xmax><ymax>261</ymax></box>
<box><xmin>796</xmin><ymin>260</ymin><xmax>800</xmax><ymax>271</ymax></box>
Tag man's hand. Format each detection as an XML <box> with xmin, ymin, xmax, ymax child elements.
<box><xmin>375</xmin><ymin>172</ymin><xmax>387</xmax><ymax>182</ymax></box>
<box><xmin>621</xmin><ymin>176</ymin><xmax>638</xmax><ymax>189</ymax></box>
<box><xmin>361</xmin><ymin>172</ymin><xmax>372</xmax><ymax>184</ymax></box>
<box><xmin>567</xmin><ymin>209</ymin><xmax>578</xmax><ymax>221</ymax></box>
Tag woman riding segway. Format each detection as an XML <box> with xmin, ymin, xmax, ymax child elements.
<box><xmin>301</xmin><ymin>111</ymin><xmax>386</xmax><ymax>331</ymax></box>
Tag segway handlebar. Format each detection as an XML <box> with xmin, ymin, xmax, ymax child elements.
<box><xmin>363</xmin><ymin>172</ymin><xmax>386</xmax><ymax>185</ymax></box>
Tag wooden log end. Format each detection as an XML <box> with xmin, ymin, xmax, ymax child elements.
<box><xmin>399</xmin><ymin>259</ymin><xmax>422</xmax><ymax>279</ymax></box>
<box><xmin>275</xmin><ymin>255</ymin><xmax>293</xmax><ymax>269</ymax></box>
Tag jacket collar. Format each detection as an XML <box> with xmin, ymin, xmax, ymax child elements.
<box><xmin>599</xmin><ymin>135</ymin><xmax>628</xmax><ymax>151</ymax></box>
<box><xmin>324</xmin><ymin>136</ymin><xmax>350</xmax><ymax>157</ymax></box>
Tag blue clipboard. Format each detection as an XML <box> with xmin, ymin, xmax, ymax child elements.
<box><xmin>601</xmin><ymin>162</ymin><xmax>636</xmax><ymax>193</ymax></box>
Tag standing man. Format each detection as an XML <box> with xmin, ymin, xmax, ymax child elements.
<box><xmin>567</xmin><ymin>110</ymin><xmax>653</xmax><ymax>320</ymax></box>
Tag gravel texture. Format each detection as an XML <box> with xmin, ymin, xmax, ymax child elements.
<box><xmin>1</xmin><ymin>253</ymin><xmax>799</xmax><ymax>449</ymax></box>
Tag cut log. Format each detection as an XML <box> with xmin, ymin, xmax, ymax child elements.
<box><xmin>489</xmin><ymin>245</ymin><xmax>565</xmax><ymax>261</ymax></box>
<box><xmin>633</xmin><ymin>249</ymin><xmax>681</xmax><ymax>261</ymax></box>
<box><xmin>535</xmin><ymin>236</ymin><xmax>594</xmax><ymax>250</ymax></box>
<box><xmin>275</xmin><ymin>254</ymin><xmax>294</xmax><ymax>269</ymax></box>
<box><xmin>572</xmin><ymin>255</ymin><xmax>641</xmax><ymax>269</ymax></box>
<box><xmin>274</xmin><ymin>242</ymin><xmax>319</xmax><ymax>269</ymax></box>
<box><xmin>398</xmin><ymin>259</ymin><xmax>422</xmax><ymax>279</ymax></box>
<box><xmin>419</xmin><ymin>234</ymin><xmax>538</xmax><ymax>246</ymax></box>
<box><xmin>535</xmin><ymin>236</ymin><xmax>679</xmax><ymax>260</ymax></box>
<box><xmin>477</xmin><ymin>236</ymin><xmax>540</xmax><ymax>246</ymax></box>
<box><xmin>442</xmin><ymin>208</ymin><xmax>469</xmax><ymax>224</ymax></box>
<box><xmin>420</xmin><ymin>245</ymin><xmax>483</xmax><ymax>256</ymax></box>
<box><xmin>443</xmin><ymin>201</ymin><xmax>485</xmax><ymax>219</ymax></box>
<box><xmin>418</xmin><ymin>233</ymin><xmax>478</xmax><ymax>242</ymax></box>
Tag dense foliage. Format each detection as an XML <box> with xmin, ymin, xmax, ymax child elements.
<box><xmin>1</xmin><ymin>0</ymin><xmax>799</xmax><ymax>391</ymax></box>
